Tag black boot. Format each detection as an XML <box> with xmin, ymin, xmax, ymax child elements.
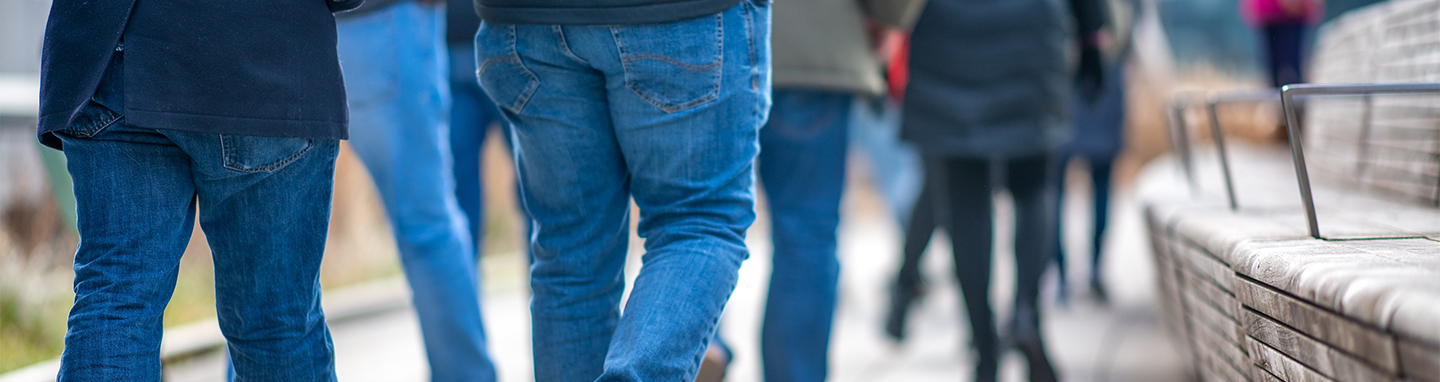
<box><xmin>884</xmin><ymin>278</ymin><xmax>924</xmax><ymax>341</ymax></box>
<box><xmin>1010</xmin><ymin>304</ymin><xmax>1057</xmax><ymax>382</ymax></box>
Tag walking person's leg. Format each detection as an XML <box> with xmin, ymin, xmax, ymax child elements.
<box><xmin>929</xmin><ymin>156</ymin><xmax>999</xmax><ymax>382</ymax></box>
<box><xmin>339</xmin><ymin>4</ymin><xmax>497</xmax><ymax>381</ymax></box>
<box><xmin>885</xmin><ymin>175</ymin><xmax>935</xmax><ymax>341</ymax></box>
<box><xmin>169</xmin><ymin>130</ymin><xmax>342</xmax><ymax>382</ymax></box>
<box><xmin>602</xmin><ymin>2</ymin><xmax>769</xmax><ymax>380</ymax></box>
<box><xmin>57</xmin><ymin>119</ymin><xmax>203</xmax><ymax>382</ymax></box>
<box><xmin>449</xmin><ymin>41</ymin><xmax>500</xmax><ymax>254</ymax></box>
<box><xmin>477</xmin><ymin>22</ymin><xmax>632</xmax><ymax>382</ymax></box>
<box><xmin>757</xmin><ymin>89</ymin><xmax>850</xmax><ymax>382</ymax></box>
<box><xmin>1086</xmin><ymin>154</ymin><xmax>1116</xmax><ymax>301</ymax></box>
<box><xmin>1049</xmin><ymin>151</ymin><xmax>1072</xmax><ymax>303</ymax></box>
<box><xmin>1006</xmin><ymin>153</ymin><xmax>1059</xmax><ymax>382</ymax></box>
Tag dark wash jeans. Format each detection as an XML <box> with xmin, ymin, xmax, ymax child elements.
<box><xmin>55</xmin><ymin>52</ymin><xmax>340</xmax><ymax>382</ymax></box>
<box><xmin>476</xmin><ymin>1</ymin><xmax>771</xmax><ymax>381</ymax></box>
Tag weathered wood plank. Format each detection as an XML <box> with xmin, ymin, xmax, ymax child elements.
<box><xmin>1195</xmin><ymin>332</ymin><xmax>1250</xmax><ymax>382</ymax></box>
<box><xmin>1249</xmin><ymin>337</ymin><xmax>1338</xmax><ymax>382</ymax></box>
<box><xmin>1181</xmin><ymin>239</ymin><xmax>1239</xmax><ymax>291</ymax></box>
<box><xmin>1399</xmin><ymin>337</ymin><xmax>1440</xmax><ymax>382</ymax></box>
<box><xmin>1183</xmin><ymin>266</ymin><xmax>1241</xmax><ymax>320</ymax></box>
<box><xmin>1185</xmin><ymin>289</ymin><xmax>1245</xmax><ymax>346</ymax></box>
<box><xmin>1252</xmin><ymin>363</ymin><xmax>1285</xmax><ymax>382</ymax></box>
<box><xmin>1242</xmin><ymin>308</ymin><xmax>1397</xmax><ymax>381</ymax></box>
<box><xmin>1190</xmin><ymin>311</ymin><xmax>1250</xmax><ymax>373</ymax></box>
<box><xmin>1235</xmin><ymin>276</ymin><xmax>1401</xmax><ymax>372</ymax></box>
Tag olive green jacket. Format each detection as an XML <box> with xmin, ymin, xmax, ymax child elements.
<box><xmin>771</xmin><ymin>0</ymin><xmax>926</xmax><ymax>96</ymax></box>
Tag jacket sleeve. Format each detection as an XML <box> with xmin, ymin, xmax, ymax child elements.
<box><xmin>1069</xmin><ymin>0</ymin><xmax>1107</xmax><ymax>36</ymax></box>
<box><xmin>859</xmin><ymin>0</ymin><xmax>927</xmax><ymax>30</ymax></box>
<box><xmin>327</xmin><ymin>0</ymin><xmax>365</xmax><ymax>13</ymax></box>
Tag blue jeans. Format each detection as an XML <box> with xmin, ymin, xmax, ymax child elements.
<box><xmin>758</xmin><ymin>89</ymin><xmax>850</xmax><ymax>382</ymax></box>
<box><xmin>56</xmin><ymin>51</ymin><xmax>339</xmax><ymax>382</ymax></box>
<box><xmin>475</xmin><ymin>1</ymin><xmax>771</xmax><ymax>381</ymax></box>
<box><xmin>447</xmin><ymin>42</ymin><xmax>521</xmax><ymax>252</ymax></box>
<box><xmin>337</xmin><ymin>4</ymin><xmax>496</xmax><ymax>381</ymax></box>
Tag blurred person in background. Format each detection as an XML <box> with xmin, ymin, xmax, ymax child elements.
<box><xmin>1050</xmin><ymin>0</ymin><xmax>1137</xmax><ymax>306</ymax></box>
<box><xmin>1243</xmin><ymin>0</ymin><xmax>1324</xmax><ymax>87</ymax></box>
<box><xmin>472</xmin><ymin>0</ymin><xmax>771</xmax><ymax>380</ymax></box>
<box><xmin>894</xmin><ymin>0</ymin><xmax>1107</xmax><ymax>380</ymax></box>
<box><xmin>331</xmin><ymin>0</ymin><xmax>499</xmax><ymax>380</ymax></box>
<box><xmin>37</xmin><ymin>0</ymin><xmax>361</xmax><ymax>378</ymax></box>
<box><xmin>701</xmin><ymin>0</ymin><xmax>924</xmax><ymax>380</ymax></box>
<box><xmin>446</xmin><ymin>0</ymin><xmax>530</xmax><ymax>260</ymax></box>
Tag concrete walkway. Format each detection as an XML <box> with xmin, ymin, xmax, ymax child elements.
<box><xmin>163</xmin><ymin>186</ymin><xmax>1187</xmax><ymax>382</ymax></box>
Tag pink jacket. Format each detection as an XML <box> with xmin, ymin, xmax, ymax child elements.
<box><xmin>1242</xmin><ymin>0</ymin><xmax>1324</xmax><ymax>25</ymax></box>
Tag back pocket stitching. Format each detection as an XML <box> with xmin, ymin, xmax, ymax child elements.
<box><xmin>221</xmin><ymin>135</ymin><xmax>314</xmax><ymax>173</ymax></box>
<box><xmin>615</xmin><ymin>14</ymin><xmax>724</xmax><ymax>114</ymax></box>
<box><xmin>478</xmin><ymin>25</ymin><xmax>540</xmax><ymax>114</ymax></box>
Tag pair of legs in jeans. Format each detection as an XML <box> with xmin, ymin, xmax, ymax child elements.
<box><xmin>710</xmin><ymin>89</ymin><xmax>850</xmax><ymax>382</ymax></box>
<box><xmin>58</xmin><ymin>52</ymin><xmax>341</xmax><ymax>381</ymax></box>
<box><xmin>475</xmin><ymin>2</ymin><xmax>771</xmax><ymax>380</ymax></box>
<box><xmin>335</xmin><ymin>3</ymin><xmax>497</xmax><ymax>381</ymax></box>
<box><xmin>898</xmin><ymin>154</ymin><xmax>1059</xmax><ymax>382</ymax></box>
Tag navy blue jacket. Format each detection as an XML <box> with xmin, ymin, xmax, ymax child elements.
<box><xmin>38</xmin><ymin>0</ymin><xmax>363</xmax><ymax>149</ymax></box>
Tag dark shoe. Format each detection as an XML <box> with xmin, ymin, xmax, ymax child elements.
<box><xmin>1089</xmin><ymin>276</ymin><xmax>1109</xmax><ymax>306</ymax></box>
<box><xmin>1011</xmin><ymin>305</ymin><xmax>1058</xmax><ymax>382</ymax></box>
<box><xmin>884</xmin><ymin>279</ymin><xmax>924</xmax><ymax>341</ymax></box>
<box><xmin>694</xmin><ymin>343</ymin><xmax>729</xmax><ymax>382</ymax></box>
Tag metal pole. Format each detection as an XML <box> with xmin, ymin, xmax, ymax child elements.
<box><xmin>1280</xmin><ymin>86</ymin><xmax>1321</xmax><ymax>238</ymax></box>
<box><xmin>1278</xmin><ymin>82</ymin><xmax>1440</xmax><ymax>238</ymax></box>
<box><xmin>1206</xmin><ymin>99</ymin><xmax>1239</xmax><ymax>211</ymax></box>
<box><xmin>1169</xmin><ymin>99</ymin><xmax>1198</xmax><ymax>194</ymax></box>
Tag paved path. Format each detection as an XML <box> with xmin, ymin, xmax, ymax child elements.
<box><xmin>164</xmin><ymin>186</ymin><xmax>1187</xmax><ymax>382</ymax></box>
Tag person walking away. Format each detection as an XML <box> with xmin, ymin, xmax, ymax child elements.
<box><xmin>703</xmin><ymin>0</ymin><xmax>924</xmax><ymax>381</ymax></box>
<box><xmin>37</xmin><ymin>0</ymin><xmax>361</xmax><ymax>379</ymax></box>
<box><xmin>1051</xmin><ymin>0</ymin><xmax>1136</xmax><ymax>306</ymax></box>
<box><xmin>1242</xmin><ymin>0</ymin><xmax>1323</xmax><ymax>87</ymax></box>
<box><xmin>333</xmin><ymin>0</ymin><xmax>501</xmax><ymax>379</ymax></box>
<box><xmin>898</xmin><ymin>0</ymin><xmax>1107</xmax><ymax>380</ymax></box>
<box><xmin>472</xmin><ymin>0</ymin><xmax>772</xmax><ymax>381</ymax></box>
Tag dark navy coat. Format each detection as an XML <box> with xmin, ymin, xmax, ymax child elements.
<box><xmin>901</xmin><ymin>0</ymin><xmax>1105</xmax><ymax>159</ymax></box>
<box><xmin>37</xmin><ymin>0</ymin><xmax>362</xmax><ymax>149</ymax></box>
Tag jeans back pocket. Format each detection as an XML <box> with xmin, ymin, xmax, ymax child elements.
<box><xmin>612</xmin><ymin>14</ymin><xmax>724</xmax><ymax>113</ymax></box>
<box><xmin>476</xmin><ymin>23</ymin><xmax>540</xmax><ymax>114</ymax></box>
<box><xmin>220</xmin><ymin>135</ymin><xmax>314</xmax><ymax>173</ymax></box>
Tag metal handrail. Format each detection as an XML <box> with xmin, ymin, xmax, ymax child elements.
<box><xmin>1279</xmin><ymin>82</ymin><xmax>1440</xmax><ymax>238</ymax></box>
<box><xmin>1205</xmin><ymin>90</ymin><xmax>1279</xmax><ymax>211</ymax></box>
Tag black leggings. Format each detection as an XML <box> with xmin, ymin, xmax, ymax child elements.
<box><xmin>900</xmin><ymin>154</ymin><xmax>1057</xmax><ymax>351</ymax></box>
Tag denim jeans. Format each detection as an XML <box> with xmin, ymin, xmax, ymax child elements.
<box><xmin>56</xmin><ymin>52</ymin><xmax>340</xmax><ymax>382</ymax></box>
<box><xmin>758</xmin><ymin>89</ymin><xmax>850</xmax><ymax>382</ymax></box>
<box><xmin>475</xmin><ymin>1</ymin><xmax>770</xmax><ymax>381</ymax></box>
<box><xmin>448</xmin><ymin>42</ymin><xmax>510</xmax><ymax>251</ymax></box>
<box><xmin>337</xmin><ymin>4</ymin><xmax>497</xmax><ymax>381</ymax></box>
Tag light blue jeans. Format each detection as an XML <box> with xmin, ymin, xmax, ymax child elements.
<box><xmin>57</xmin><ymin>51</ymin><xmax>339</xmax><ymax>382</ymax></box>
<box><xmin>758</xmin><ymin>89</ymin><xmax>851</xmax><ymax>382</ymax></box>
<box><xmin>336</xmin><ymin>3</ymin><xmax>497</xmax><ymax>381</ymax></box>
<box><xmin>475</xmin><ymin>2</ymin><xmax>771</xmax><ymax>381</ymax></box>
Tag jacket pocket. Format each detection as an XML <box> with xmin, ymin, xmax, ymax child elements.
<box><xmin>220</xmin><ymin>135</ymin><xmax>314</xmax><ymax>173</ymax></box>
<box><xmin>612</xmin><ymin>13</ymin><xmax>724</xmax><ymax>113</ymax></box>
<box><xmin>476</xmin><ymin>24</ymin><xmax>540</xmax><ymax>114</ymax></box>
